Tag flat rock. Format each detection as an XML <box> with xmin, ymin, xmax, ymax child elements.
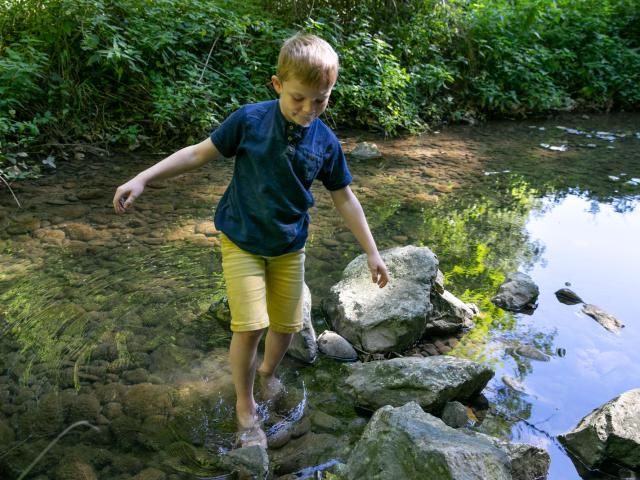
<box><xmin>426</xmin><ymin>290</ymin><xmax>476</xmax><ymax>335</ymax></box>
<box><xmin>344</xmin><ymin>356</ymin><xmax>494</xmax><ymax>413</ymax></box>
<box><xmin>581</xmin><ymin>304</ymin><xmax>624</xmax><ymax>333</ymax></box>
<box><xmin>349</xmin><ymin>142</ymin><xmax>382</xmax><ymax>160</ymax></box>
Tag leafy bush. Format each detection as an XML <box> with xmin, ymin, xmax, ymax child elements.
<box><xmin>0</xmin><ymin>0</ymin><xmax>638</xmax><ymax>177</ymax></box>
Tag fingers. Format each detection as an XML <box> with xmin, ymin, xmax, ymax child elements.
<box><xmin>113</xmin><ymin>188</ymin><xmax>135</xmax><ymax>214</ymax></box>
<box><xmin>369</xmin><ymin>264</ymin><xmax>389</xmax><ymax>288</ymax></box>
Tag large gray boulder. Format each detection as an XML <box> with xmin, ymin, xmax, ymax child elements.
<box><xmin>344</xmin><ymin>356</ymin><xmax>494</xmax><ymax>413</ymax></box>
<box><xmin>287</xmin><ymin>284</ymin><xmax>317</xmax><ymax>363</ymax></box>
<box><xmin>491</xmin><ymin>272</ymin><xmax>539</xmax><ymax>313</ymax></box>
<box><xmin>323</xmin><ymin>246</ymin><xmax>439</xmax><ymax>353</ymax></box>
<box><xmin>343</xmin><ymin>402</ymin><xmax>549</xmax><ymax>480</ymax></box>
<box><xmin>558</xmin><ymin>389</ymin><xmax>640</xmax><ymax>471</ymax></box>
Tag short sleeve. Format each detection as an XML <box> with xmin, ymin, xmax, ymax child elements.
<box><xmin>210</xmin><ymin>106</ymin><xmax>246</xmax><ymax>158</ymax></box>
<box><xmin>317</xmin><ymin>134</ymin><xmax>352</xmax><ymax>191</ymax></box>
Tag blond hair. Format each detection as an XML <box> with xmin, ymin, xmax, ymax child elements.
<box><xmin>277</xmin><ymin>34</ymin><xmax>339</xmax><ymax>88</ymax></box>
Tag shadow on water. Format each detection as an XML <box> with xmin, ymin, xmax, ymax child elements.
<box><xmin>0</xmin><ymin>112</ymin><xmax>639</xmax><ymax>479</ymax></box>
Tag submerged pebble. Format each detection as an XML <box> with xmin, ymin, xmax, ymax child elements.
<box><xmin>540</xmin><ymin>143</ymin><xmax>568</xmax><ymax>152</ymax></box>
<box><xmin>515</xmin><ymin>345</ymin><xmax>551</xmax><ymax>362</ymax></box>
<box><xmin>555</xmin><ymin>288</ymin><xmax>584</xmax><ymax>305</ymax></box>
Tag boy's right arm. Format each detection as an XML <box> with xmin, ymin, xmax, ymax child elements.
<box><xmin>113</xmin><ymin>138</ymin><xmax>221</xmax><ymax>213</ymax></box>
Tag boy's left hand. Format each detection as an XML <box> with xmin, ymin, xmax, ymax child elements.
<box><xmin>367</xmin><ymin>253</ymin><xmax>389</xmax><ymax>288</ymax></box>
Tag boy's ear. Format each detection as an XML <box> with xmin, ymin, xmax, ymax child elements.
<box><xmin>271</xmin><ymin>75</ymin><xmax>283</xmax><ymax>95</ymax></box>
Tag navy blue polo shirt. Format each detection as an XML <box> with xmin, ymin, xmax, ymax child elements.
<box><xmin>210</xmin><ymin>99</ymin><xmax>352</xmax><ymax>256</ymax></box>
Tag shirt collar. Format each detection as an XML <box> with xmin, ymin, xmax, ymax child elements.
<box><xmin>274</xmin><ymin>99</ymin><xmax>312</xmax><ymax>141</ymax></box>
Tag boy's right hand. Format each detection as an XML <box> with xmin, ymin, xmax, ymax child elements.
<box><xmin>113</xmin><ymin>177</ymin><xmax>145</xmax><ymax>213</ymax></box>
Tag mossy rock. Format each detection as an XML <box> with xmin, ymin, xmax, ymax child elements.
<box><xmin>55</xmin><ymin>460</ymin><xmax>98</xmax><ymax>480</ymax></box>
<box><xmin>137</xmin><ymin>414</ymin><xmax>176</xmax><ymax>451</ymax></box>
<box><xmin>123</xmin><ymin>384</ymin><xmax>174</xmax><ymax>418</ymax></box>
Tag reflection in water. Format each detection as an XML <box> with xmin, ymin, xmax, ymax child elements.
<box><xmin>0</xmin><ymin>113</ymin><xmax>639</xmax><ymax>478</ymax></box>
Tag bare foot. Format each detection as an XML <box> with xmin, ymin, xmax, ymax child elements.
<box><xmin>257</xmin><ymin>371</ymin><xmax>284</xmax><ymax>402</ymax></box>
<box><xmin>235</xmin><ymin>410</ymin><xmax>267</xmax><ymax>449</ymax></box>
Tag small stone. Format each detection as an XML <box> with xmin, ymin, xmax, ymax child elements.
<box><xmin>317</xmin><ymin>331</ymin><xmax>358</xmax><ymax>362</ymax></box>
<box><xmin>441</xmin><ymin>401</ymin><xmax>470</xmax><ymax>428</ymax></box>
<box><xmin>350</xmin><ymin>142</ymin><xmax>382</xmax><ymax>160</ymax></box>
<box><xmin>321</xmin><ymin>238</ymin><xmax>340</xmax><ymax>248</ymax></box>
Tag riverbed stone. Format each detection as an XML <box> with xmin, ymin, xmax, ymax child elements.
<box><xmin>343</xmin><ymin>402</ymin><xmax>548</xmax><ymax>480</ymax></box>
<box><xmin>350</xmin><ymin>142</ymin><xmax>382</xmax><ymax>160</ymax></box>
<box><xmin>491</xmin><ymin>272</ymin><xmax>539</xmax><ymax>313</ymax></box>
<box><xmin>123</xmin><ymin>384</ymin><xmax>174</xmax><ymax>418</ymax></box>
<box><xmin>270</xmin><ymin>432</ymin><xmax>351</xmax><ymax>476</ymax></box>
<box><xmin>344</xmin><ymin>356</ymin><xmax>494</xmax><ymax>413</ymax></box>
<box><xmin>132</xmin><ymin>467</ymin><xmax>166</xmax><ymax>480</ymax></box>
<box><xmin>66</xmin><ymin>393</ymin><xmax>101</xmax><ymax>423</ymax></box>
<box><xmin>317</xmin><ymin>330</ymin><xmax>358</xmax><ymax>362</ymax></box>
<box><xmin>287</xmin><ymin>284</ymin><xmax>317</xmax><ymax>364</ymax></box>
<box><xmin>55</xmin><ymin>460</ymin><xmax>98</xmax><ymax>480</ymax></box>
<box><xmin>514</xmin><ymin>344</ymin><xmax>550</xmax><ymax>362</ymax></box>
<box><xmin>425</xmin><ymin>290</ymin><xmax>476</xmax><ymax>336</ymax></box>
<box><xmin>554</xmin><ymin>288</ymin><xmax>584</xmax><ymax>305</ymax></box>
<box><xmin>558</xmin><ymin>388</ymin><xmax>640</xmax><ymax>471</ymax></box>
<box><xmin>220</xmin><ymin>445</ymin><xmax>269</xmax><ymax>480</ymax></box>
<box><xmin>581</xmin><ymin>303</ymin><xmax>625</xmax><ymax>333</ymax></box>
<box><xmin>323</xmin><ymin>246</ymin><xmax>439</xmax><ymax>353</ymax></box>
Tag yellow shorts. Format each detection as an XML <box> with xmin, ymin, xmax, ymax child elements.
<box><xmin>220</xmin><ymin>233</ymin><xmax>305</xmax><ymax>333</ymax></box>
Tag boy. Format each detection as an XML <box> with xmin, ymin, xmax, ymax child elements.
<box><xmin>113</xmin><ymin>34</ymin><xmax>389</xmax><ymax>448</ymax></box>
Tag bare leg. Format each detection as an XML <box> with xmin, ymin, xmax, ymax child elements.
<box><xmin>258</xmin><ymin>330</ymin><xmax>293</xmax><ymax>399</ymax></box>
<box><xmin>229</xmin><ymin>329</ymin><xmax>264</xmax><ymax>427</ymax></box>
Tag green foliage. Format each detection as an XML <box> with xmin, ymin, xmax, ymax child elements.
<box><xmin>1</xmin><ymin>0</ymin><xmax>638</xmax><ymax>175</ymax></box>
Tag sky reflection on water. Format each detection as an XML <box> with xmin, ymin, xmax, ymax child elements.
<box><xmin>489</xmin><ymin>193</ymin><xmax>640</xmax><ymax>479</ymax></box>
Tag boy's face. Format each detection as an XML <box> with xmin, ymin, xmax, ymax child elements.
<box><xmin>272</xmin><ymin>75</ymin><xmax>334</xmax><ymax>127</ymax></box>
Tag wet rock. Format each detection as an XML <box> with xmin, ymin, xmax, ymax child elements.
<box><xmin>55</xmin><ymin>461</ymin><xmax>98</xmax><ymax>480</ymax></box>
<box><xmin>344</xmin><ymin>356</ymin><xmax>494</xmax><ymax>413</ymax></box>
<box><xmin>323</xmin><ymin>246</ymin><xmax>439</xmax><ymax>353</ymax></box>
<box><xmin>343</xmin><ymin>402</ymin><xmax>549</xmax><ymax>480</ymax></box>
<box><xmin>6</xmin><ymin>214</ymin><xmax>41</xmax><ymax>235</ymax></box>
<box><xmin>559</xmin><ymin>389</ymin><xmax>640</xmax><ymax>472</ymax></box>
<box><xmin>581</xmin><ymin>304</ymin><xmax>625</xmax><ymax>333</ymax></box>
<box><xmin>502</xmin><ymin>376</ymin><xmax>527</xmax><ymax>394</ymax></box>
<box><xmin>289</xmin><ymin>415</ymin><xmax>311</xmax><ymax>438</ymax></box>
<box><xmin>34</xmin><ymin>228</ymin><xmax>66</xmax><ymax>246</ymax></box>
<box><xmin>94</xmin><ymin>382</ymin><xmax>127</xmax><ymax>404</ymax></box>
<box><xmin>123</xmin><ymin>384</ymin><xmax>174</xmax><ymax>419</ymax></box>
<box><xmin>350</xmin><ymin>142</ymin><xmax>382</xmax><ymax>160</ymax></box>
<box><xmin>554</xmin><ymin>288</ymin><xmax>584</xmax><ymax>305</ymax></box>
<box><xmin>491</xmin><ymin>272</ymin><xmax>539</xmax><ymax>313</ymax></box>
<box><xmin>270</xmin><ymin>432</ymin><xmax>351</xmax><ymax>476</ymax></box>
<box><xmin>317</xmin><ymin>331</ymin><xmax>358</xmax><ymax>362</ymax></box>
<box><xmin>220</xmin><ymin>445</ymin><xmax>269</xmax><ymax>480</ymax></box>
<box><xmin>123</xmin><ymin>368</ymin><xmax>150</xmax><ymax>384</ymax></box>
<box><xmin>514</xmin><ymin>344</ymin><xmax>550</xmax><ymax>362</ymax></box>
<box><xmin>310</xmin><ymin>409</ymin><xmax>344</xmax><ymax>434</ymax></box>
<box><xmin>425</xmin><ymin>290</ymin><xmax>476</xmax><ymax>336</ymax></box>
<box><xmin>66</xmin><ymin>393</ymin><xmax>101</xmax><ymax>423</ymax></box>
<box><xmin>268</xmin><ymin>423</ymin><xmax>292</xmax><ymax>449</ymax></box>
<box><xmin>441</xmin><ymin>401</ymin><xmax>469</xmax><ymax>428</ymax></box>
<box><xmin>103</xmin><ymin>401</ymin><xmax>123</xmax><ymax>420</ymax></box>
<box><xmin>109</xmin><ymin>415</ymin><xmax>142</xmax><ymax>449</ymax></box>
<box><xmin>132</xmin><ymin>467</ymin><xmax>166</xmax><ymax>480</ymax></box>
<box><xmin>287</xmin><ymin>284</ymin><xmax>317</xmax><ymax>364</ymax></box>
<box><xmin>0</xmin><ymin>417</ymin><xmax>15</xmax><ymax>444</ymax></box>
<box><xmin>138</xmin><ymin>414</ymin><xmax>174</xmax><ymax>451</ymax></box>
<box><xmin>63</xmin><ymin>222</ymin><xmax>108</xmax><ymax>242</ymax></box>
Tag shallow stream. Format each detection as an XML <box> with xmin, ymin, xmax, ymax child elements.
<box><xmin>1</xmin><ymin>112</ymin><xmax>639</xmax><ymax>479</ymax></box>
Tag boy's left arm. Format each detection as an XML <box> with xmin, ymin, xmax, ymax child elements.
<box><xmin>329</xmin><ymin>186</ymin><xmax>389</xmax><ymax>288</ymax></box>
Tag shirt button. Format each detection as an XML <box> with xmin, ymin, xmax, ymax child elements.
<box><xmin>288</xmin><ymin>136</ymin><xmax>293</xmax><ymax>141</ymax></box>
<box><xmin>287</xmin><ymin>146</ymin><xmax>295</xmax><ymax>154</ymax></box>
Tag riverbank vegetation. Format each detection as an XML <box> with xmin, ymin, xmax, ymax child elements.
<box><xmin>1</xmin><ymin>0</ymin><xmax>639</xmax><ymax>179</ymax></box>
